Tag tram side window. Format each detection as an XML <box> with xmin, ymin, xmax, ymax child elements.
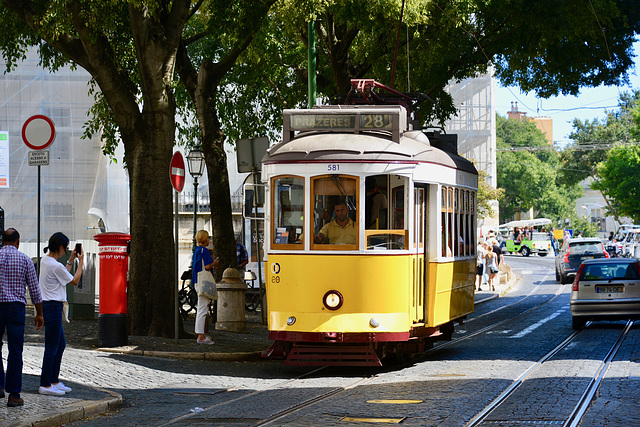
<box><xmin>312</xmin><ymin>175</ymin><xmax>358</xmax><ymax>248</ymax></box>
<box><xmin>365</xmin><ymin>176</ymin><xmax>388</xmax><ymax>229</ymax></box>
<box><xmin>272</xmin><ymin>176</ymin><xmax>304</xmax><ymax>247</ymax></box>
<box><xmin>366</xmin><ymin>175</ymin><xmax>408</xmax><ymax>250</ymax></box>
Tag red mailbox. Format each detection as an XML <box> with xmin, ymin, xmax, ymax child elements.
<box><xmin>94</xmin><ymin>232</ymin><xmax>131</xmax><ymax>347</ymax></box>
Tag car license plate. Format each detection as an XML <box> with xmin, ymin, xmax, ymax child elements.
<box><xmin>581</xmin><ymin>256</ymin><xmax>594</xmax><ymax>260</ymax></box>
<box><xmin>596</xmin><ymin>286</ymin><xmax>623</xmax><ymax>293</ymax></box>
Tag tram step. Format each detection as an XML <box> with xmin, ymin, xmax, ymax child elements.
<box><xmin>285</xmin><ymin>344</ymin><xmax>382</xmax><ymax>367</ymax></box>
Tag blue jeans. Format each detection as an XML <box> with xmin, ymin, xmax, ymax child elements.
<box><xmin>40</xmin><ymin>301</ymin><xmax>66</xmax><ymax>387</ymax></box>
<box><xmin>0</xmin><ymin>302</ymin><xmax>26</xmax><ymax>398</ymax></box>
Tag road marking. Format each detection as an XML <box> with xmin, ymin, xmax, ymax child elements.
<box><xmin>510</xmin><ymin>309</ymin><xmax>567</xmax><ymax>338</ymax></box>
<box><xmin>340</xmin><ymin>417</ymin><xmax>405</xmax><ymax>423</ymax></box>
<box><xmin>367</xmin><ymin>399</ymin><xmax>423</xmax><ymax>404</ymax></box>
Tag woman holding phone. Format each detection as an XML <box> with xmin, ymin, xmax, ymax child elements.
<box><xmin>38</xmin><ymin>232</ymin><xmax>84</xmax><ymax>396</ymax></box>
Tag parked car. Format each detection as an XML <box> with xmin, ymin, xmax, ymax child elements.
<box><xmin>555</xmin><ymin>237</ymin><xmax>609</xmax><ymax>284</ymax></box>
<box><xmin>570</xmin><ymin>258</ymin><xmax>640</xmax><ymax>330</ymax></box>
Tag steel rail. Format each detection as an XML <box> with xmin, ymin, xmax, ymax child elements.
<box><xmin>564</xmin><ymin>320</ymin><xmax>634</xmax><ymax>427</ymax></box>
<box><xmin>465</xmin><ymin>320</ymin><xmax>633</xmax><ymax>427</ymax></box>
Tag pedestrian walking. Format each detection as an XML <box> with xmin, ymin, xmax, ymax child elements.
<box><xmin>0</xmin><ymin>228</ymin><xmax>44</xmax><ymax>407</ymax></box>
<box><xmin>476</xmin><ymin>240</ymin><xmax>487</xmax><ymax>291</ymax></box>
<box><xmin>192</xmin><ymin>230</ymin><xmax>218</xmax><ymax>344</ymax></box>
<box><xmin>236</xmin><ymin>236</ymin><xmax>249</xmax><ymax>275</ymax></box>
<box><xmin>38</xmin><ymin>232</ymin><xmax>84</xmax><ymax>396</ymax></box>
<box><xmin>490</xmin><ymin>238</ymin><xmax>504</xmax><ymax>266</ymax></box>
<box><xmin>485</xmin><ymin>244</ymin><xmax>499</xmax><ymax>291</ymax></box>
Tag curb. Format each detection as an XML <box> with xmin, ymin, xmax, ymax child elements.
<box><xmin>95</xmin><ymin>347</ymin><xmax>263</xmax><ymax>361</ymax></box>
<box><xmin>15</xmin><ymin>388</ymin><xmax>122</xmax><ymax>427</ymax></box>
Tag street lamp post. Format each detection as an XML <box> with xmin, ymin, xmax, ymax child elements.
<box><xmin>187</xmin><ymin>147</ymin><xmax>205</xmax><ymax>252</ymax></box>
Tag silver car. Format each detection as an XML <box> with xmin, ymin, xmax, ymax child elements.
<box><xmin>570</xmin><ymin>258</ymin><xmax>640</xmax><ymax>329</ymax></box>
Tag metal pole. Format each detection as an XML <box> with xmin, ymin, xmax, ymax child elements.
<box><xmin>174</xmin><ymin>190</ymin><xmax>179</xmax><ymax>343</ymax></box>
<box><xmin>308</xmin><ymin>20</ymin><xmax>317</xmax><ymax>108</ymax></box>
<box><xmin>251</xmin><ymin>168</ymin><xmax>266</xmax><ymax>324</ymax></box>
<box><xmin>192</xmin><ymin>177</ymin><xmax>198</xmax><ymax>253</ymax></box>
<box><xmin>37</xmin><ymin>165</ymin><xmax>41</xmax><ymax>275</ymax></box>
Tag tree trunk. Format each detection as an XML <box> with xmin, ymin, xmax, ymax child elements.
<box><xmin>123</xmin><ymin>110</ymin><xmax>183</xmax><ymax>337</ymax></box>
<box><xmin>200</xmin><ymin>110</ymin><xmax>237</xmax><ymax>280</ymax></box>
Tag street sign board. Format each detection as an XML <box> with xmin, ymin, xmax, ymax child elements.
<box><xmin>22</xmin><ymin>115</ymin><xmax>56</xmax><ymax>150</ymax></box>
<box><xmin>28</xmin><ymin>150</ymin><xmax>49</xmax><ymax>166</ymax></box>
<box><xmin>237</xmin><ymin>136</ymin><xmax>269</xmax><ymax>173</ymax></box>
<box><xmin>170</xmin><ymin>152</ymin><xmax>186</xmax><ymax>192</ymax></box>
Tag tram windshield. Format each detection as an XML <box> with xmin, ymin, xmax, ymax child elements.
<box><xmin>312</xmin><ymin>175</ymin><xmax>358</xmax><ymax>248</ymax></box>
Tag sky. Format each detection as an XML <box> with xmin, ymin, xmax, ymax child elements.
<box><xmin>494</xmin><ymin>41</ymin><xmax>640</xmax><ymax>147</ymax></box>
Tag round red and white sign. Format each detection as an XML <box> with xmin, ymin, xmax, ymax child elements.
<box><xmin>170</xmin><ymin>152</ymin><xmax>186</xmax><ymax>192</ymax></box>
<box><xmin>22</xmin><ymin>115</ymin><xmax>56</xmax><ymax>150</ymax></box>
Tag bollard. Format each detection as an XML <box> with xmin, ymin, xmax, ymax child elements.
<box><xmin>94</xmin><ymin>232</ymin><xmax>131</xmax><ymax>347</ymax></box>
<box><xmin>215</xmin><ymin>267</ymin><xmax>246</xmax><ymax>332</ymax></box>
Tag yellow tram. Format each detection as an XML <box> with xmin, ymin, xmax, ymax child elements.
<box><xmin>262</xmin><ymin>86</ymin><xmax>478</xmax><ymax>366</ymax></box>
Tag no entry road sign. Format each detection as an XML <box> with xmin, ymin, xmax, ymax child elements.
<box><xmin>170</xmin><ymin>152</ymin><xmax>186</xmax><ymax>192</ymax></box>
<box><xmin>22</xmin><ymin>115</ymin><xmax>56</xmax><ymax>150</ymax></box>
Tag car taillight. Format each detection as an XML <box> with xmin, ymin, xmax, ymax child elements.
<box><xmin>634</xmin><ymin>262</ymin><xmax>640</xmax><ymax>276</ymax></box>
<box><xmin>572</xmin><ymin>264</ymin><xmax>585</xmax><ymax>291</ymax></box>
<box><xmin>601</xmin><ymin>243</ymin><xmax>610</xmax><ymax>258</ymax></box>
<box><xmin>563</xmin><ymin>249</ymin><xmax>570</xmax><ymax>263</ymax></box>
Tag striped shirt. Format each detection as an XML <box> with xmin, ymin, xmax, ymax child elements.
<box><xmin>0</xmin><ymin>245</ymin><xmax>42</xmax><ymax>305</ymax></box>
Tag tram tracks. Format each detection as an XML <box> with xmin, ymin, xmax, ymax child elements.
<box><xmin>430</xmin><ymin>275</ymin><xmax>566</xmax><ymax>354</ymax></box>
<box><xmin>466</xmin><ymin>320</ymin><xmax>635</xmax><ymax>427</ymax></box>
<box><xmin>160</xmin><ymin>365</ymin><xmax>378</xmax><ymax>426</ymax></box>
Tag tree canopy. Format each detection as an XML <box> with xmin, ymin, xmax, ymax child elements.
<box><xmin>592</xmin><ymin>143</ymin><xmax>640</xmax><ymax>223</ymax></box>
<box><xmin>222</xmin><ymin>0</ymin><xmax>640</xmax><ymax>138</ymax></box>
<box><xmin>561</xmin><ymin>91</ymin><xmax>640</xmax><ymax>188</ymax></box>
<box><xmin>496</xmin><ymin>115</ymin><xmax>582</xmax><ymax>221</ymax></box>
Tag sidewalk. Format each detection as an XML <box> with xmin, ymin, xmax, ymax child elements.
<box><xmin>4</xmin><ymin>311</ymin><xmax>270</xmax><ymax>427</ymax></box>
<box><xmin>4</xmin><ymin>278</ymin><xmax>515</xmax><ymax>427</ymax></box>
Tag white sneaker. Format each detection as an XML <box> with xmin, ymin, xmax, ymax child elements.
<box><xmin>39</xmin><ymin>386</ymin><xmax>65</xmax><ymax>396</ymax></box>
<box><xmin>54</xmin><ymin>382</ymin><xmax>72</xmax><ymax>392</ymax></box>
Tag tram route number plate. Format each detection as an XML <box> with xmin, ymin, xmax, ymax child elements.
<box><xmin>28</xmin><ymin>150</ymin><xmax>49</xmax><ymax>166</ymax></box>
<box><xmin>596</xmin><ymin>285</ymin><xmax>623</xmax><ymax>293</ymax></box>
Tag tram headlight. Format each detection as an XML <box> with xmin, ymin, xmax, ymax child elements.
<box><xmin>323</xmin><ymin>290</ymin><xmax>343</xmax><ymax>310</ymax></box>
<box><xmin>286</xmin><ymin>316</ymin><xmax>296</xmax><ymax>326</ymax></box>
<box><xmin>369</xmin><ymin>318</ymin><xmax>380</xmax><ymax>328</ymax></box>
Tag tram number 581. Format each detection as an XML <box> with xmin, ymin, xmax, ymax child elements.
<box><xmin>327</xmin><ymin>164</ymin><xmax>339</xmax><ymax>172</ymax></box>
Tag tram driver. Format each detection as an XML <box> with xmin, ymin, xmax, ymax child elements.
<box><xmin>314</xmin><ymin>198</ymin><xmax>357</xmax><ymax>245</ymax></box>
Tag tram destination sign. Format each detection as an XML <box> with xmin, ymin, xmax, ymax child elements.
<box><xmin>283</xmin><ymin>106</ymin><xmax>407</xmax><ymax>143</ymax></box>
<box><xmin>290</xmin><ymin>113</ymin><xmax>393</xmax><ymax>130</ymax></box>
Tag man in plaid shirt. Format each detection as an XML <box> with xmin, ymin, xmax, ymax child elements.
<box><xmin>0</xmin><ymin>228</ymin><xmax>44</xmax><ymax>407</ymax></box>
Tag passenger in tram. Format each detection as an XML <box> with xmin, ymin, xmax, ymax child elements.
<box><xmin>314</xmin><ymin>198</ymin><xmax>357</xmax><ymax>245</ymax></box>
<box><xmin>365</xmin><ymin>177</ymin><xmax>388</xmax><ymax>229</ymax></box>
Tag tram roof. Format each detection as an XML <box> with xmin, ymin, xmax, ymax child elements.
<box><xmin>263</xmin><ymin>130</ymin><xmax>477</xmax><ymax>174</ymax></box>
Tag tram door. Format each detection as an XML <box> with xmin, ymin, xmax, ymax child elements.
<box><xmin>412</xmin><ymin>186</ymin><xmax>426</xmax><ymax>322</ymax></box>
